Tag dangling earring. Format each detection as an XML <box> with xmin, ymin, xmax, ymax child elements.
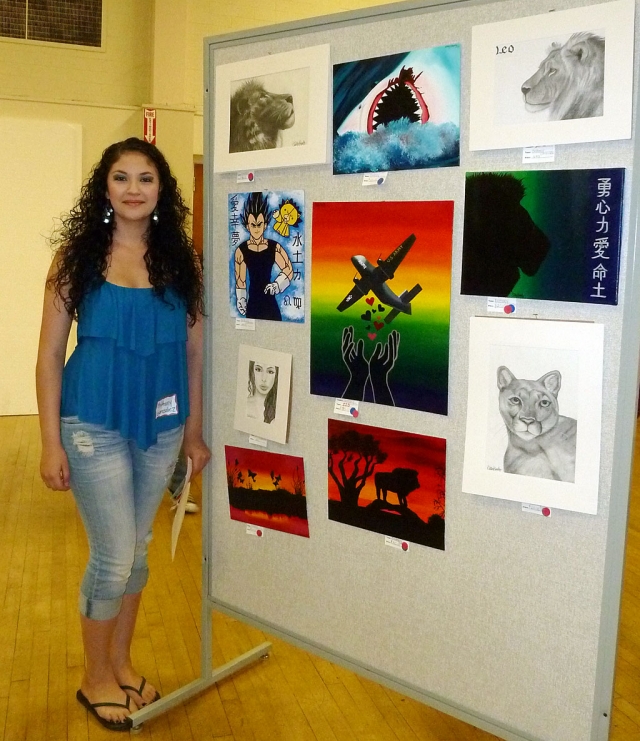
<box><xmin>152</xmin><ymin>206</ymin><xmax>159</xmax><ymax>224</ymax></box>
<box><xmin>102</xmin><ymin>203</ymin><xmax>114</xmax><ymax>224</ymax></box>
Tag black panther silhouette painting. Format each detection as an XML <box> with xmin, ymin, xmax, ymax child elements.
<box><xmin>461</xmin><ymin>173</ymin><xmax>550</xmax><ymax>297</ymax></box>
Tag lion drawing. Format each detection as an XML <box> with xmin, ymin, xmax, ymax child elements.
<box><xmin>521</xmin><ymin>32</ymin><xmax>605</xmax><ymax>121</ymax></box>
<box><xmin>497</xmin><ymin>366</ymin><xmax>576</xmax><ymax>482</ymax></box>
<box><xmin>229</xmin><ymin>79</ymin><xmax>295</xmax><ymax>153</ymax></box>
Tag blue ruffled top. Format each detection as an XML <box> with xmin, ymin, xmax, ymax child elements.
<box><xmin>61</xmin><ymin>281</ymin><xmax>189</xmax><ymax>450</ymax></box>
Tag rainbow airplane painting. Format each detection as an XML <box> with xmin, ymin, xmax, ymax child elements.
<box><xmin>311</xmin><ymin>201</ymin><xmax>453</xmax><ymax>415</ymax></box>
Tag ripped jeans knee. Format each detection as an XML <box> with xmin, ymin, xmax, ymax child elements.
<box><xmin>60</xmin><ymin>418</ymin><xmax>184</xmax><ymax>620</ymax></box>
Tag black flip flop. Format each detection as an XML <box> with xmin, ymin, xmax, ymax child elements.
<box><xmin>76</xmin><ymin>688</ymin><xmax>133</xmax><ymax>732</ymax></box>
<box><xmin>120</xmin><ymin>676</ymin><xmax>161</xmax><ymax>706</ymax></box>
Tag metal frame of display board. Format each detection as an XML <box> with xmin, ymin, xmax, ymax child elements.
<box><xmin>131</xmin><ymin>1</ymin><xmax>640</xmax><ymax>739</ymax></box>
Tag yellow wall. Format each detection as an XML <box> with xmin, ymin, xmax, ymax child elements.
<box><xmin>0</xmin><ymin>119</ymin><xmax>81</xmax><ymax>415</ymax></box>
<box><xmin>0</xmin><ymin>0</ymin><xmax>404</xmax><ymax>200</ymax></box>
<box><xmin>0</xmin><ymin>0</ymin><xmax>406</xmax><ymax>182</ymax></box>
<box><xmin>0</xmin><ymin>2</ymin><xmax>153</xmax><ymax>106</ymax></box>
<box><xmin>0</xmin><ymin>0</ymin><xmax>154</xmax><ymax>180</ymax></box>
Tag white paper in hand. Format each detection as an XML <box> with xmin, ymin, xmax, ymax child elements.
<box><xmin>171</xmin><ymin>456</ymin><xmax>193</xmax><ymax>561</ymax></box>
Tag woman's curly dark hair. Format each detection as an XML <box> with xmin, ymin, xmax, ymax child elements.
<box><xmin>48</xmin><ymin>137</ymin><xmax>204</xmax><ymax>325</ymax></box>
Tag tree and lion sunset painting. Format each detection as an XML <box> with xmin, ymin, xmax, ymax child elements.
<box><xmin>328</xmin><ymin>419</ymin><xmax>446</xmax><ymax>550</ymax></box>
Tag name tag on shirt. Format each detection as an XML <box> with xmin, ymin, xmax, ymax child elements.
<box><xmin>156</xmin><ymin>394</ymin><xmax>178</xmax><ymax>418</ymax></box>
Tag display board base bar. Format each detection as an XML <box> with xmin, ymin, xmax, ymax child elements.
<box><xmin>129</xmin><ymin>640</ymin><xmax>272</xmax><ymax>728</ymax></box>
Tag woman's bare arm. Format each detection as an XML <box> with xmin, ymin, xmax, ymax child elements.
<box><xmin>35</xmin><ymin>260</ymin><xmax>73</xmax><ymax>490</ymax></box>
<box><xmin>183</xmin><ymin>314</ymin><xmax>211</xmax><ymax>476</ymax></box>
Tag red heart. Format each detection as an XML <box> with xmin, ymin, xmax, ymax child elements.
<box><xmin>374</xmin><ymin>321</ymin><xmax>384</xmax><ymax>330</ymax></box>
<box><xmin>366</xmin><ymin>296</ymin><xmax>374</xmax><ymax>305</ymax></box>
<box><xmin>367</xmin><ymin>332</ymin><xmax>377</xmax><ymax>340</ymax></box>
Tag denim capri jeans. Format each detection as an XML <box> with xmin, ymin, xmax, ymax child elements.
<box><xmin>61</xmin><ymin>417</ymin><xmax>184</xmax><ymax>621</ymax></box>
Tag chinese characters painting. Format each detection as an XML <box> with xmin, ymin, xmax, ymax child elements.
<box><xmin>461</xmin><ymin>169</ymin><xmax>624</xmax><ymax>304</ymax></box>
<box><xmin>311</xmin><ymin>201</ymin><xmax>453</xmax><ymax>416</ymax></box>
<box><xmin>229</xmin><ymin>190</ymin><xmax>305</xmax><ymax>322</ymax></box>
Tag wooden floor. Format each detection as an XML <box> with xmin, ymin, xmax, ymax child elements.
<box><xmin>1</xmin><ymin>415</ymin><xmax>640</xmax><ymax>741</ymax></box>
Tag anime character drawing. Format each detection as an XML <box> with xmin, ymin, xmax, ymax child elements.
<box><xmin>272</xmin><ymin>200</ymin><xmax>300</xmax><ymax>237</ymax></box>
<box><xmin>246</xmin><ymin>359</ymin><xmax>279</xmax><ymax>424</ymax></box>
<box><xmin>229</xmin><ymin>191</ymin><xmax>305</xmax><ymax>323</ymax></box>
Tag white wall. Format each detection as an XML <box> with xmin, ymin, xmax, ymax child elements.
<box><xmin>0</xmin><ymin>117</ymin><xmax>81</xmax><ymax>415</ymax></box>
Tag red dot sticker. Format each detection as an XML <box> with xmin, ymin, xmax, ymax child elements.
<box><xmin>542</xmin><ymin>507</ymin><xmax>550</xmax><ymax>517</ymax></box>
<box><xmin>257</xmin><ymin>529</ymin><xmax>263</xmax><ymax>537</ymax></box>
<box><xmin>401</xmin><ymin>542</ymin><xmax>408</xmax><ymax>551</ymax></box>
<box><xmin>248</xmin><ymin>172</ymin><xmax>254</xmax><ymax>181</ymax></box>
<box><xmin>504</xmin><ymin>304</ymin><xmax>515</xmax><ymax>314</ymax></box>
<box><xmin>351</xmin><ymin>408</ymin><xmax>359</xmax><ymax>417</ymax></box>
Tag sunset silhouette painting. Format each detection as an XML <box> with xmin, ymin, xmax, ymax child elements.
<box><xmin>328</xmin><ymin>419</ymin><xmax>446</xmax><ymax>549</ymax></box>
<box><xmin>225</xmin><ymin>446</ymin><xmax>309</xmax><ymax>537</ymax></box>
<box><xmin>311</xmin><ymin>201</ymin><xmax>453</xmax><ymax>415</ymax></box>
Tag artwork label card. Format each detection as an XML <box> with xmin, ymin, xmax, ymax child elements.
<box><xmin>469</xmin><ymin>0</ymin><xmax>635</xmax><ymax>150</ymax></box>
<box><xmin>333</xmin><ymin>45</ymin><xmax>460</xmax><ymax>174</ymax></box>
<box><xmin>311</xmin><ymin>201</ymin><xmax>453</xmax><ymax>416</ymax></box>
<box><xmin>522</xmin><ymin>145</ymin><xmax>555</xmax><ymax>163</ymax></box>
<box><xmin>462</xmin><ymin>317</ymin><xmax>604</xmax><ymax>514</ymax></box>
<box><xmin>225</xmin><ymin>446</ymin><xmax>308</xmax><ymax>537</ymax></box>
<box><xmin>229</xmin><ymin>190</ymin><xmax>305</xmax><ymax>323</ymax></box>
<box><xmin>328</xmin><ymin>419</ymin><xmax>446</xmax><ymax>550</ymax></box>
<box><xmin>234</xmin><ymin>344</ymin><xmax>292</xmax><ymax>445</ymax></box>
<box><xmin>461</xmin><ymin>169</ymin><xmax>624</xmax><ymax>305</ymax></box>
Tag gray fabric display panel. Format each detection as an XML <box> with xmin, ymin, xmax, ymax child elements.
<box><xmin>203</xmin><ymin>2</ymin><xmax>640</xmax><ymax>740</ymax></box>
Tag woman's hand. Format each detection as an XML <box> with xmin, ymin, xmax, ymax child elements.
<box><xmin>40</xmin><ymin>443</ymin><xmax>70</xmax><ymax>491</ymax></box>
<box><xmin>183</xmin><ymin>431</ymin><xmax>211</xmax><ymax>477</ymax></box>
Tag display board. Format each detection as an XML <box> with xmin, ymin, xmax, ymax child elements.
<box><xmin>203</xmin><ymin>2</ymin><xmax>640</xmax><ymax>740</ymax></box>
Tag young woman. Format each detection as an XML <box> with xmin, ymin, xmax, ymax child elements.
<box><xmin>36</xmin><ymin>138</ymin><xmax>210</xmax><ymax>731</ymax></box>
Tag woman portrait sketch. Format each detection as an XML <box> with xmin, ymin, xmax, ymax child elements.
<box><xmin>246</xmin><ymin>360</ymin><xmax>279</xmax><ymax>424</ymax></box>
<box><xmin>234</xmin><ymin>344</ymin><xmax>292</xmax><ymax>444</ymax></box>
